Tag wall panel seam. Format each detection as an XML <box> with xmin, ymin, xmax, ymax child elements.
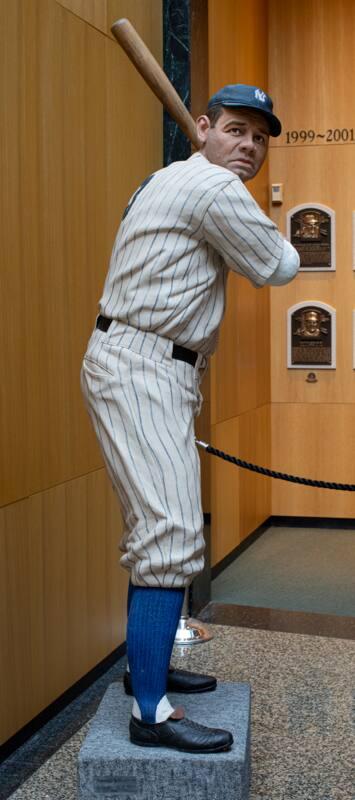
<box><xmin>271</xmin><ymin>402</ymin><xmax>355</xmax><ymax>407</ymax></box>
<box><xmin>211</xmin><ymin>402</ymin><xmax>271</xmax><ymax>429</ymax></box>
<box><xmin>0</xmin><ymin>468</ymin><xmax>107</xmax><ymax>512</ymax></box>
<box><xmin>54</xmin><ymin>1</ymin><xmax>111</xmax><ymax>39</ymax></box>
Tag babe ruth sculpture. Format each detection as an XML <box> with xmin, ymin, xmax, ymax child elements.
<box><xmin>81</xmin><ymin>84</ymin><xmax>299</xmax><ymax>753</ymax></box>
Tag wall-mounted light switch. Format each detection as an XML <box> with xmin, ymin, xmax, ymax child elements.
<box><xmin>271</xmin><ymin>183</ymin><xmax>283</xmax><ymax>204</ymax></box>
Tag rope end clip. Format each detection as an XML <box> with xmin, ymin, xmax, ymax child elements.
<box><xmin>195</xmin><ymin>439</ymin><xmax>209</xmax><ymax>450</ymax></box>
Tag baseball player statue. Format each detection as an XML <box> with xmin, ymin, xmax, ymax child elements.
<box><xmin>81</xmin><ymin>84</ymin><xmax>299</xmax><ymax>753</ymax></box>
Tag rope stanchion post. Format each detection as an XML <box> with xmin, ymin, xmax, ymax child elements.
<box><xmin>174</xmin><ymin>586</ymin><xmax>213</xmax><ymax>648</ymax></box>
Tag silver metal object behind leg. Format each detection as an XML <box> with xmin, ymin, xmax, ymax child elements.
<box><xmin>174</xmin><ymin>586</ymin><xmax>213</xmax><ymax>646</ymax></box>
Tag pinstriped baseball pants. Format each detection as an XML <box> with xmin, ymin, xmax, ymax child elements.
<box><xmin>80</xmin><ymin>321</ymin><xmax>206</xmax><ymax>588</ymax></box>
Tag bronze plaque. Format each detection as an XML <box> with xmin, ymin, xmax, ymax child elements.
<box><xmin>290</xmin><ymin>207</ymin><xmax>332</xmax><ymax>269</ymax></box>
<box><xmin>291</xmin><ymin>305</ymin><xmax>332</xmax><ymax>366</ymax></box>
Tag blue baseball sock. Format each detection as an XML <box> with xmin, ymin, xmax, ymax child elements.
<box><xmin>126</xmin><ymin>584</ymin><xmax>184</xmax><ymax>723</ymax></box>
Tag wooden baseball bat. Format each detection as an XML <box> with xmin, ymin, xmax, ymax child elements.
<box><xmin>111</xmin><ymin>18</ymin><xmax>200</xmax><ymax>150</ymax></box>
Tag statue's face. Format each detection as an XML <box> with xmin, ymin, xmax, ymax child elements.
<box><xmin>196</xmin><ymin>108</ymin><xmax>269</xmax><ymax>182</ymax></box>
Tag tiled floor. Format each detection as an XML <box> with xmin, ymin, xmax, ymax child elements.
<box><xmin>2</xmin><ymin>522</ymin><xmax>355</xmax><ymax>799</ymax></box>
<box><xmin>0</xmin><ymin>658</ymin><xmax>127</xmax><ymax>800</ymax></box>
<box><xmin>211</xmin><ymin>527</ymin><xmax>355</xmax><ymax>617</ymax></box>
<box><xmin>200</xmin><ymin>602</ymin><xmax>355</xmax><ymax>640</ymax></box>
<box><xmin>3</xmin><ymin>615</ymin><xmax>355</xmax><ymax>800</ymax></box>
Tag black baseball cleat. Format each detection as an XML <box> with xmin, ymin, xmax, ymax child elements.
<box><xmin>129</xmin><ymin>715</ymin><xmax>233</xmax><ymax>753</ymax></box>
<box><xmin>123</xmin><ymin>667</ymin><xmax>217</xmax><ymax>696</ymax></box>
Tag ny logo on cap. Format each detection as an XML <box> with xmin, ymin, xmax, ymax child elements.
<box><xmin>255</xmin><ymin>89</ymin><xmax>267</xmax><ymax>103</ymax></box>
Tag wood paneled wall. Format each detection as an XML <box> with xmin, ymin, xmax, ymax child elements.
<box><xmin>0</xmin><ymin>471</ymin><xmax>128</xmax><ymax>741</ymax></box>
<box><xmin>1</xmin><ymin>0</ymin><xmax>162</xmax><ymax>744</ymax></box>
<box><xmin>268</xmin><ymin>0</ymin><xmax>355</xmax><ymax>516</ymax></box>
<box><xmin>210</xmin><ymin>0</ymin><xmax>355</xmax><ymax>566</ymax></box>
<box><xmin>212</xmin><ymin>405</ymin><xmax>271</xmax><ymax>562</ymax></box>
<box><xmin>57</xmin><ymin>0</ymin><xmax>107</xmax><ymax>32</ymax></box>
<box><xmin>209</xmin><ymin>0</ymin><xmax>272</xmax><ymax>566</ymax></box>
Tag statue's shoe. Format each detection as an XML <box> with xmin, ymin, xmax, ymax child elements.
<box><xmin>129</xmin><ymin>714</ymin><xmax>233</xmax><ymax>753</ymax></box>
<box><xmin>123</xmin><ymin>667</ymin><xmax>217</xmax><ymax>696</ymax></box>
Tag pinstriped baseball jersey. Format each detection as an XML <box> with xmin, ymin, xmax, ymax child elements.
<box><xmin>98</xmin><ymin>152</ymin><xmax>286</xmax><ymax>357</ymax></box>
<box><xmin>82</xmin><ymin>149</ymin><xmax>299</xmax><ymax>587</ymax></box>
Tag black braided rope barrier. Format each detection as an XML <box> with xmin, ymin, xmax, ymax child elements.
<box><xmin>195</xmin><ymin>439</ymin><xmax>355</xmax><ymax>492</ymax></box>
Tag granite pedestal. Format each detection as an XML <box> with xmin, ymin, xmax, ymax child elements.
<box><xmin>78</xmin><ymin>681</ymin><xmax>251</xmax><ymax>800</ymax></box>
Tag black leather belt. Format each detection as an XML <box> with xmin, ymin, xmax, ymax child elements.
<box><xmin>96</xmin><ymin>315</ymin><xmax>112</xmax><ymax>332</ymax></box>
<box><xmin>96</xmin><ymin>315</ymin><xmax>198</xmax><ymax>367</ymax></box>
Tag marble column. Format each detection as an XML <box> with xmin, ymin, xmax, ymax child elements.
<box><xmin>163</xmin><ymin>0</ymin><xmax>191</xmax><ymax>165</ymax></box>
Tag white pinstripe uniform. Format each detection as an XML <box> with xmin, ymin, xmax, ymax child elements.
<box><xmin>81</xmin><ymin>152</ymin><xmax>299</xmax><ymax>588</ymax></box>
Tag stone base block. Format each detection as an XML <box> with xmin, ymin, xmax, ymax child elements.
<box><xmin>78</xmin><ymin>681</ymin><xmax>251</xmax><ymax>800</ymax></box>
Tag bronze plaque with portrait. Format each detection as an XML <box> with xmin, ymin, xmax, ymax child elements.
<box><xmin>290</xmin><ymin>206</ymin><xmax>332</xmax><ymax>269</ymax></box>
<box><xmin>291</xmin><ymin>305</ymin><xmax>332</xmax><ymax>366</ymax></box>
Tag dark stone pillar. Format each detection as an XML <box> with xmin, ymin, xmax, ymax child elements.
<box><xmin>163</xmin><ymin>0</ymin><xmax>191</xmax><ymax>165</ymax></box>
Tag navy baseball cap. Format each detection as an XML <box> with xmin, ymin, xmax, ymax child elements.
<box><xmin>207</xmin><ymin>84</ymin><xmax>281</xmax><ymax>137</ymax></box>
